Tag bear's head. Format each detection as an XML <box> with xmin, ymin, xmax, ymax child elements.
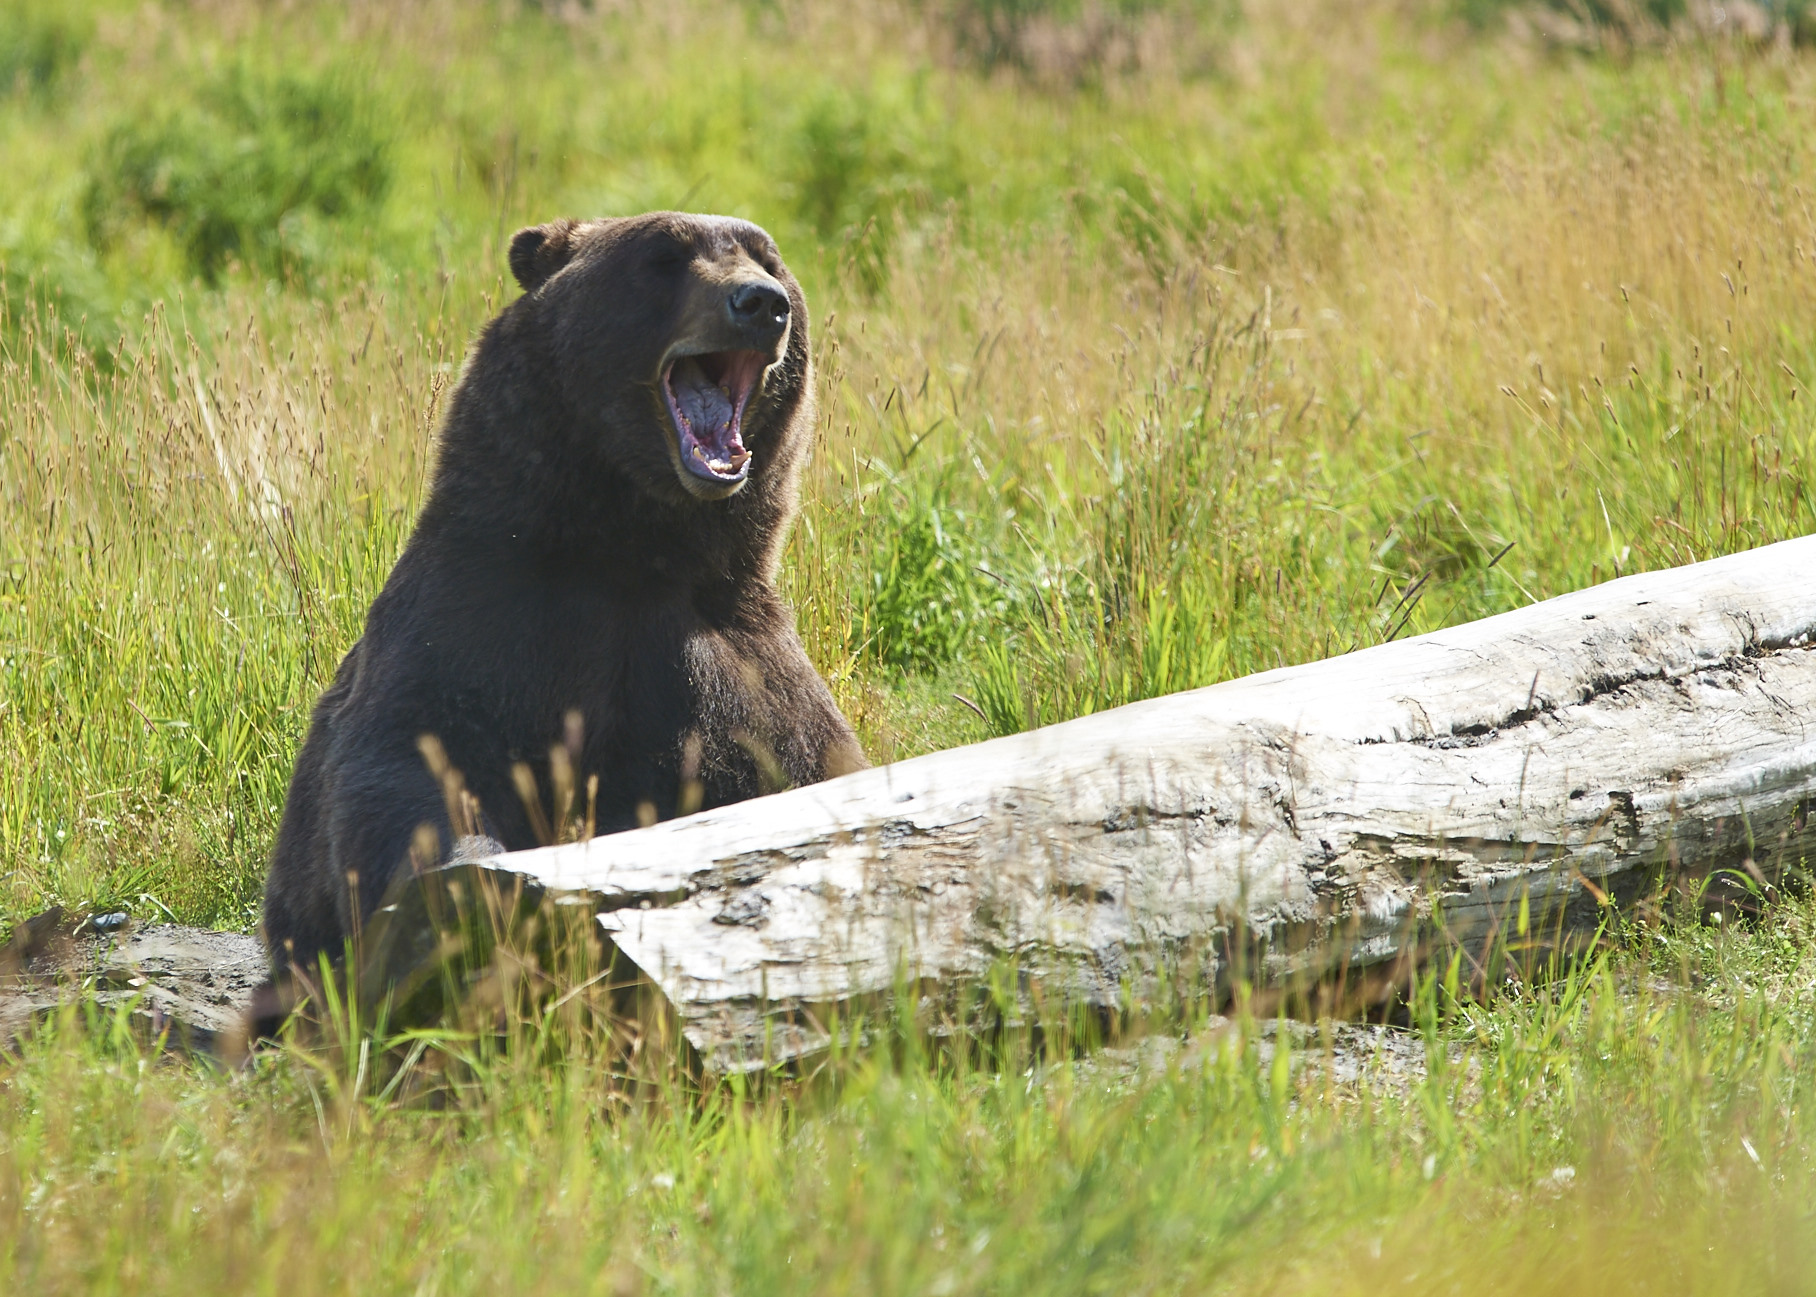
<box><xmin>507</xmin><ymin>212</ymin><xmax>810</xmax><ymax>504</ymax></box>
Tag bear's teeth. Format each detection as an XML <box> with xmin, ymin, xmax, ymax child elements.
<box><xmin>690</xmin><ymin>442</ymin><xmax>745</xmax><ymax>476</ymax></box>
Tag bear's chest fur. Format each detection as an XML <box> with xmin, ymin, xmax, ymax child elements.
<box><xmin>346</xmin><ymin>539</ymin><xmax>802</xmax><ymax>827</ymax></box>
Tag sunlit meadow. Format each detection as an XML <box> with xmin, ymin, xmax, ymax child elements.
<box><xmin>3</xmin><ymin>0</ymin><xmax>1816</xmax><ymax>1291</ymax></box>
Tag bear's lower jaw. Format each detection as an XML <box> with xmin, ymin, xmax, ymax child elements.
<box><xmin>662</xmin><ymin>349</ymin><xmax>767</xmax><ymax>492</ymax></box>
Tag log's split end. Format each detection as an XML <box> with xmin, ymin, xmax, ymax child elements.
<box><xmin>380</xmin><ymin>535</ymin><xmax>1816</xmax><ymax>1071</ymax></box>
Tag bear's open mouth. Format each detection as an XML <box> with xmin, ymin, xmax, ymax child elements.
<box><xmin>661</xmin><ymin>350</ymin><xmax>767</xmax><ymax>485</ymax></box>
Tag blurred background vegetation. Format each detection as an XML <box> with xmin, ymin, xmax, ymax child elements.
<box><xmin>5</xmin><ymin>2</ymin><xmax>1816</xmax><ymax>1292</ymax></box>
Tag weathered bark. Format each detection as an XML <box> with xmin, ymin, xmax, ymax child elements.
<box><xmin>426</xmin><ymin>536</ymin><xmax>1816</xmax><ymax>1071</ymax></box>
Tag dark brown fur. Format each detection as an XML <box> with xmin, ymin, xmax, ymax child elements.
<box><xmin>260</xmin><ymin>213</ymin><xmax>864</xmax><ymax>974</ymax></box>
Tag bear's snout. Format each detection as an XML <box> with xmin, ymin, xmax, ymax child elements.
<box><xmin>653</xmin><ymin>240</ymin><xmax>801</xmax><ymax>499</ymax></box>
<box><xmin>726</xmin><ymin>279</ymin><xmax>790</xmax><ymax>349</ymax></box>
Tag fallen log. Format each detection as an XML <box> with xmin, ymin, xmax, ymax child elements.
<box><xmin>392</xmin><ymin>536</ymin><xmax>1816</xmax><ymax>1071</ymax></box>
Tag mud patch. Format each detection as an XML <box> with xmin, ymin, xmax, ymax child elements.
<box><xmin>0</xmin><ymin>908</ymin><xmax>265</xmax><ymax>1056</ymax></box>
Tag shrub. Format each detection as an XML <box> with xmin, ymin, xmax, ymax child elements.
<box><xmin>0</xmin><ymin>0</ymin><xmax>92</xmax><ymax>98</ymax></box>
<box><xmin>931</xmin><ymin>0</ymin><xmax>1234</xmax><ymax>84</ymax></box>
<box><xmin>83</xmin><ymin>61</ymin><xmax>390</xmax><ymax>284</ymax></box>
<box><xmin>1456</xmin><ymin>0</ymin><xmax>1681</xmax><ymax>28</ymax></box>
<box><xmin>784</xmin><ymin>87</ymin><xmax>911</xmax><ymax>291</ymax></box>
<box><xmin>1459</xmin><ymin>0</ymin><xmax>1816</xmax><ymax>43</ymax></box>
<box><xmin>782</xmin><ymin>83</ymin><xmax>962</xmax><ymax>292</ymax></box>
<box><xmin>866</xmin><ymin>495</ymin><xmax>1008</xmax><ymax>672</ymax></box>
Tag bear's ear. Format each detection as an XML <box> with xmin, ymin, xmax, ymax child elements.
<box><xmin>508</xmin><ymin>219</ymin><xmax>580</xmax><ymax>293</ymax></box>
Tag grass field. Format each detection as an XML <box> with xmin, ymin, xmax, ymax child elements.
<box><xmin>4</xmin><ymin>0</ymin><xmax>1816</xmax><ymax>1290</ymax></box>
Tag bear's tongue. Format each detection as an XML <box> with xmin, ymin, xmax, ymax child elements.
<box><xmin>664</xmin><ymin>350</ymin><xmax>765</xmax><ymax>483</ymax></box>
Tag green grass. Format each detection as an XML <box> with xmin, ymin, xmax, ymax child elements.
<box><xmin>8</xmin><ymin>900</ymin><xmax>1816</xmax><ymax>1293</ymax></box>
<box><xmin>4</xmin><ymin>0</ymin><xmax>1816</xmax><ymax>1289</ymax></box>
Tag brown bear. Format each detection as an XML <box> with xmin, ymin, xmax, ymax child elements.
<box><xmin>260</xmin><ymin>212</ymin><xmax>865</xmax><ymax>975</ymax></box>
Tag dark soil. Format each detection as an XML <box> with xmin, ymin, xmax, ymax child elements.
<box><xmin>0</xmin><ymin>908</ymin><xmax>265</xmax><ymax>1057</ymax></box>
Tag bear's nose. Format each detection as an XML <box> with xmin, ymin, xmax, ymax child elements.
<box><xmin>727</xmin><ymin>280</ymin><xmax>790</xmax><ymax>340</ymax></box>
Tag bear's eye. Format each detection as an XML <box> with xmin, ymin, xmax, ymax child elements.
<box><xmin>648</xmin><ymin>245</ymin><xmax>692</xmax><ymax>271</ymax></box>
